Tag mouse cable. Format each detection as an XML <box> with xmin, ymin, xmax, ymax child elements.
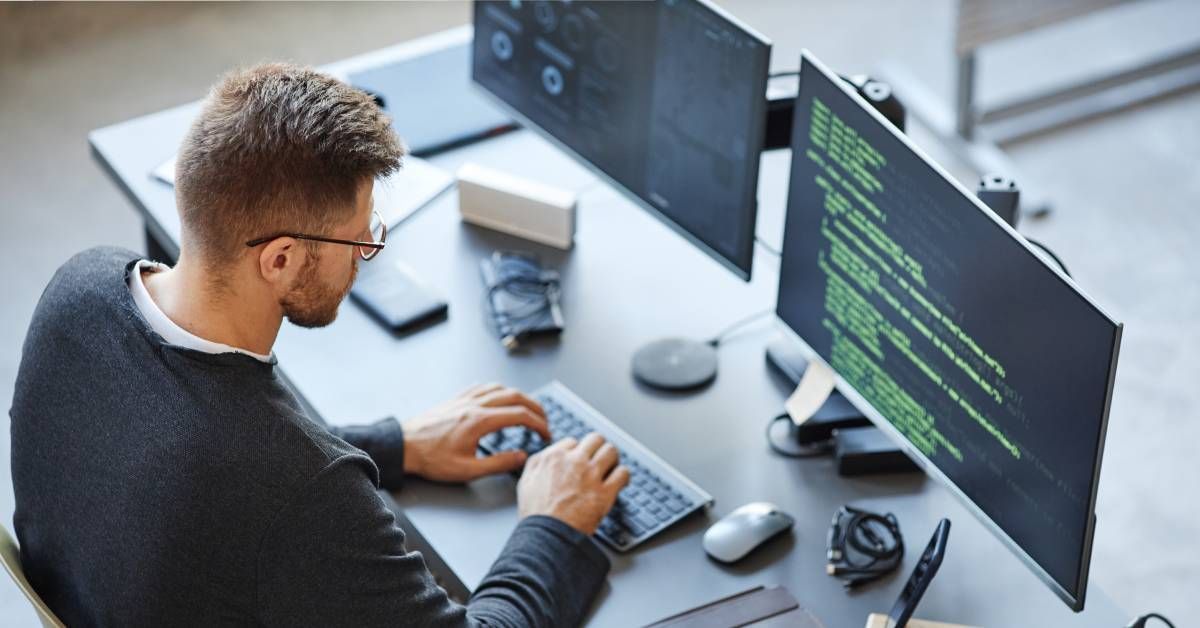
<box><xmin>1127</xmin><ymin>613</ymin><xmax>1175</xmax><ymax>628</ymax></box>
<box><xmin>708</xmin><ymin>309</ymin><xmax>775</xmax><ymax>348</ymax></box>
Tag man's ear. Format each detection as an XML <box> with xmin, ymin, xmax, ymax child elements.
<box><xmin>256</xmin><ymin>237</ymin><xmax>305</xmax><ymax>294</ymax></box>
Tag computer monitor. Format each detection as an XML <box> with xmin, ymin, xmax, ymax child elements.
<box><xmin>775</xmin><ymin>50</ymin><xmax>1122</xmax><ymax>611</ymax></box>
<box><xmin>470</xmin><ymin>0</ymin><xmax>770</xmax><ymax>279</ymax></box>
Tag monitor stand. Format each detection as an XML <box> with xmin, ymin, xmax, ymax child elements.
<box><xmin>765</xmin><ymin>335</ymin><xmax>918</xmax><ymax>475</ymax></box>
<box><xmin>765</xmin><ymin>336</ymin><xmax>871</xmax><ymax>456</ymax></box>
<box><xmin>632</xmin><ymin>338</ymin><xmax>718</xmax><ymax>391</ymax></box>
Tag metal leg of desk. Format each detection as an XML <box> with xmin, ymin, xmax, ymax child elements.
<box><xmin>955</xmin><ymin>52</ymin><xmax>977</xmax><ymax>142</ymax></box>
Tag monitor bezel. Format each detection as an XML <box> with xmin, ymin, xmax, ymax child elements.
<box><xmin>469</xmin><ymin>0</ymin><xmax>772</xmax><ymax>280</ymax></box>
<box><xmin>776</xmin><ymin>49</ymin><xmax>1124</xmax><ymax>612</ymax></box>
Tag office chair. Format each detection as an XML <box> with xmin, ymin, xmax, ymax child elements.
<box><xmin>0</xmin><ymin>525</ymin><xmax>65</xmax><ymax>628</ymax></box>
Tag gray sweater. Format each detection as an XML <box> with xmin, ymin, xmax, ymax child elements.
<box><xmin>9</xmin><ymin>247</ymin><xmax>609</xmax><ymax>627</ymax></box>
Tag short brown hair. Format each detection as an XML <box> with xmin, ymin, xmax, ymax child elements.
<box><xmin>175</xmin><ymin>63</ymin><xmax>405</xmax><ymax>267</ymax></box>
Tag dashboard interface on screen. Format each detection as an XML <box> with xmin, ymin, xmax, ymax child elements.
<box><xmin>472</xmin><ymin>0</ymin><xmax>770</xmax><ymax>277</ymax></box>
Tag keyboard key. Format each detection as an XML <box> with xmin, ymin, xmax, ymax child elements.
<box><xmin>633</xmin><ymin>511</ymin><xmax>658</xmax><ymax>531</ymax></box>
<box><xmin>600</xmin><ymin>520</ymin><xmax>620</xmax><ymax>537</ymax></box>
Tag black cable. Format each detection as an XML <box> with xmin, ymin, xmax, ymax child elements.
<box><xmin>765</xmin><ymin>414</ymin><xmax>834</xmax><ymax>458</ymax></box>
<box><xmin>769</xmin><ymin>70</ymin><xmax>799</xmax><ymax>78</ymax></box>
<box><xmin>1025</xmin><ymin>237</ymin><xmax>1071</xmax><ymax>278</ymax></box>
<box><xmin>488</xmin><ymin>272</ymin><xmax>556</xmax><ymax>321</ymax></box>
<box><xmin>1127</xmin><ymin>612</ymin><xmax>1176</xmax><ymax>628</ymax></box>
<box><xmin>485</xmin><ymin>253</ymin><xmax>561</xmax><ymax>349</ymax></box>
<box><xmin>826</xmin><ymin>505</ymin><xmax>904</xmax><ymax>589</ymax></box>
<box><xmin>708</xmin><ymin>309</ymin><xmax>774</xmax><ymax>347</ymax></box>
<box><xmin>754</xmin><ymin>235</ymin><xmax>783</xmax><ymax>258</ymax></box>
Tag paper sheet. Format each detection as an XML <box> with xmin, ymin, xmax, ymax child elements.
<box><xmin>784</xmin><ymin>359</ymin><xmax>836</xmax><ymax>425</ymax></box>
<box><xmin>372</xmin><ymin>157</ymin><xmax>454</xmax><ymax>228</ymax></box>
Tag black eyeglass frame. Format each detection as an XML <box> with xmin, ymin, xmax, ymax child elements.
<box><xmin>245</xmin><ymin>209</ymin><xmax>387</xmax><ymax>260</ymax></box>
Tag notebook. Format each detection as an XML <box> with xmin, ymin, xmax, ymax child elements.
<box><xmin>644</xmin><ymin>585</ymin><xmax>823</xmax><ymax>628</ymax></box>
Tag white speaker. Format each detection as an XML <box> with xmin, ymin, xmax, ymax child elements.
<box><xmin>456</xmin><ymin>162</ymin><xmax>576</xmax><ymax>250</ymax></box>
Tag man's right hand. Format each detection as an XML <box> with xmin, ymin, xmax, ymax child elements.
<box><xmin>517</xmin><ymin>433</ymin><xmax>631</xmax><ymax>535</ymax></box>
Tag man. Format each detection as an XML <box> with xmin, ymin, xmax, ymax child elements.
<box><xmin>10</xmin><ymin>63</ymin><xmax>629</xmax><ymax>626</ymax></box>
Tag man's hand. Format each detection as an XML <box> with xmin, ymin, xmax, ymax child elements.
<box><xmin>517</xmin><ymin>433</ymin><xmax>631</xmax><ymax>535</ymax></box>
<box><xmin>402</xmin><ymin>383</ymin><xmax>550</xmax><ymax>483</ymax></box>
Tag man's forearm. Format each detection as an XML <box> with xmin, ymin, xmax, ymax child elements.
<box><xmin>468</xmin><ymin>515</ymin><xmax>611</xmax><ymax>627</ymax></box>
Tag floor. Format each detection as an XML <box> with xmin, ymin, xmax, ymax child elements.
<box><xmin>1</xmin><ymin>1</ymin><xmax>1197</xmax><ymax>625</ymax></box>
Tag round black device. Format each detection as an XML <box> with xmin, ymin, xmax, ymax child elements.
<box><xmin>631</xmin><ymin>338</ymin><xmax>718</xmax><ymax>390</ymax></box>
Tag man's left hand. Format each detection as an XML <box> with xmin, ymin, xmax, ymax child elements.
<box><xmin>401</xmin><ymin>383</ymin><xmax>550</xmax><ymax>483</ymax></box>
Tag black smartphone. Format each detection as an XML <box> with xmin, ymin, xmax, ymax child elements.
<box><xmin>350</xmin><ymin>260</ymin><xmax>448</xmax><ymax>334</ymax></box>
<box><xmin>887</xmin><ymin>518</ymin><xmax>951</xmax><ymax>628</ymax></box>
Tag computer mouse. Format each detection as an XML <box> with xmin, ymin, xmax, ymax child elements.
<box><xmin>702</xmin><ymin>502</ymin><xmax>794</xmax><ymax>563</ymax></box>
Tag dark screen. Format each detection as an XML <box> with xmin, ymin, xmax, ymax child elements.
<box><xmin>776</xmin><ymin>53</ymin><xmax>1120</xmax><ymax>606</ymax></box>
<box><xmin>472</xmin><ymin>0</ymin><xmax>770</xmax><ymax>278</ymax></box>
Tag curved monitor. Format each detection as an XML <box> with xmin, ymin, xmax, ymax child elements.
<box><xmin>776</xmin><ymin>50</ymin><xmax>1122</xmax><ymax>611</ymax></box>
<box><xmin>471</xmin><ymin>0</ymin><xmax>771</xmax><ymax>279</ymax></box>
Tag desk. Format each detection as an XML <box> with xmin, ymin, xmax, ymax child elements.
<box><xmin>89</xmin><ymin>27</ymin><xmax>1125</xmax><ymax>627</ymax></box>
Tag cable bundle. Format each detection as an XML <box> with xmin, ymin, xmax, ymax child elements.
<box><xmin>481</xmin><ymin>251</ymin><xmax>564</xmax><ymax>350</ymax></box>
<box><xmin>826</xmin><ymin>505</ymin><xmax>905</xmax><ymax>589</ymax></box>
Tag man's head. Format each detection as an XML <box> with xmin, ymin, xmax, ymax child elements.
<box><xmin>175</xmin><ymin>63</ymin><xmax>405</xmax><ymax>327</ymax></box>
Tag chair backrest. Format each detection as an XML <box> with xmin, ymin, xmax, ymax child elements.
<box><xmin>0</xmin><ymin>525</ymin><xmax>66</xmax><ymax>628</ymax></box>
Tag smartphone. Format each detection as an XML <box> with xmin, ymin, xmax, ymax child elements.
<box><xmin>350</xmin><ymin>260</ymin><xmax>448</xmax><ymax>334</ymax></box>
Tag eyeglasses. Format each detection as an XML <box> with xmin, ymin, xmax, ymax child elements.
<box><xmin>245</xmin><ymin>209</ymin><xmax>387</xmax><ymax>261</ymax></box>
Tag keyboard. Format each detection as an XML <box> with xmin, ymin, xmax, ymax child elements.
<box><xmin>478</xmin><ymin>381</ymin><xmax>713</xmax><ymax>552</ymax></box>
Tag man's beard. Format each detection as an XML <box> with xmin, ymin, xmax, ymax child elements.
<box><xmin>281</xmin><ymin>250</ymin><xmax>357</xmax><ymax>329</ymax></box>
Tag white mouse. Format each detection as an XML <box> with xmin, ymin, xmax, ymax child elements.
<box><xmin>702</xmin><ymin>502</ymin><xmax>794</xmax><ymax>563</ymax></box>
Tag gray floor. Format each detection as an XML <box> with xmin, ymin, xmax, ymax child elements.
<box><xmin>1</xmin><ymin>2</ymin><xmax>1196</xmax><ymax>625</ymax></box>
